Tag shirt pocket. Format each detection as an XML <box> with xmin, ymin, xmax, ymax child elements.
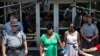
<box><xmin>7</xmin><ymin>36</ymin><xmax>14</xmax><ymax>41</ymax></box>
<box><xmin>17</xmin><ymin>33</ymin><xmax>23</xmax><ymax>39</ymax></box>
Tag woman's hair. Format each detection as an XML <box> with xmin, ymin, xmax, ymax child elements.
<box><xmin>47</xmin><ymin>23</ymin><xmax>53</xmax><ymax>30</ymax></box>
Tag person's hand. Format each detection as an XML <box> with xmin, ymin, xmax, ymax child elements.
<box><xmin>61</xmin><ymin>48</ymin><xmax>67</xmax><ymax>54</ymax></box>
<box><xmin>82</xmin><ymin>48</ymin><xmax>87</xmax><ymax>52</ymax></box>
<box><xmin>86</xmin><ymin>38</ymin><xmax>92</xmax><ymax>43</ymax></box>
<box><xmin>88</xmin><ymin>39</ymin><xmax>92</xmax><ymax>42</ymax></box>
<box><xmin>3</xmin><ymin>54</ymin><xmax>6</xmax><ymax>56</ymax></box>
<box><xmin>24</xmin><ymin>50</ymin><xmax>28</xmax><ymax>55</ymax></box>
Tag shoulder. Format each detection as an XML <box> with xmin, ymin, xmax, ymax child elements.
<box><xmin>91</xmin><ymin>24</ymin><xmax>97</xmax><ymax>29</ymax></box>
<box><xmin>65</xmin><ymin>31</ymin><xmax>69</xmax><ymax>34</ymax></box>
<box><xmin>81</xmin><ymin>24</ymin><xmax>87</xmax><ymax>29</ymax></box>
<box><xmin>2</xmin><ymin>30</ymin><xmax>8</xmax><ymax>36</ymax></box>
<box><xmin>5</xmin><ymin>22</ymin><xmax>10</xmax><ymax>25</ymax></box>
<box><xmin>40</xmin><ymin>34</ymin><xmax>46</xmax><ymax>42</ymax></box>
<box><xmin>75</xmin><ymin>31</ymin><xmax>79</xmax><ymax>35</ymax></box>
<box><xmin>54</xmin><ymin>33</ymin><xmax>59</xmax><ymax>36</ymax></box>
<box><xmin>82</xmin><ymin>24</ymin><xmax>87</xmax><ymax>27</ymax></box>
<box><xmin>41</xmin><ymin>34</ymin><xmax>46</xmax><ymax>39</ymax></box>
<box><xmin>75</xmin><ymin>31</ymin><xmax>78</xmax><ymax>33</ymax></box>
<box><xmin>20</xmin><ymin>30</ymin><xmax>24</xmax><ymax>33</ymax></box>
<box><xmin>91</xmin><ymin>24</ymin><xmax>96</xmax><ymax>26</ymax></box>
<box><xmin>54</xmin><ymin>32</ymin><xmax>61</xmax><ymax>37</ymax></box>
<box><xmin>7</xmin><ymin>31</ymin><xmax>12</xmax><ymax>35</ymax></box>
<box><xmin>54</xmin><ymin>33</ymin><xmax>60</xmax><ymax>40</ymax></box>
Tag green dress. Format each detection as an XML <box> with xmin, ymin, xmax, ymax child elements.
<box><xmin>40</xmin><ymin>33</ymin><xmax>60</xmax><ymax>56</ymax></box>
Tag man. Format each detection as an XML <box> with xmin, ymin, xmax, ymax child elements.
<box><xmin>5</xmin><ymin>13</ymin><xmax>23</xmax><ymax>33</ymax></box>
<box><xmin>80</xmin><ymin>16</ymin><xmax>99</xmax><ymax>49</ymax></box>
<box><xmin>2</xmin><ymin>19</ymin><xmax>28</xmax><ymax>56</ymax></box>
<box><xmin>83</xmin><ymin>44</ymin><xmax>100</xmax><ymax>52</ymax></box>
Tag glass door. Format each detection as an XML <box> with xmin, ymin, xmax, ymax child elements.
<box><xmin>58</xmin><ymin>4</ymin><xmax>71</xmax><ymax>38</ymax></box>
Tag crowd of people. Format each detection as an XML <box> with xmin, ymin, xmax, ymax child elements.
<box><xmin>0</xmin><ymin>10</ymin><xmax>100</xmax><ymax>56</ymax></box>
<box><xmin>39</xmin><ymin>15</ymin><xmax>100</xmax><ymax>56</ymax></box>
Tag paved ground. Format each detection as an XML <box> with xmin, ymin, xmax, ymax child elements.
<box><xmin>27</xmin><ymin>50</ymin><xmax>100</xmax><ymax>56</ymax></box>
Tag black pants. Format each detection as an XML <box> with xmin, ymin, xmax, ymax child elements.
<box><xmin>7</xmin><ymin>49</ymin><xmax>24</xmax><ymax>56</ymax></box>
<box><xmin>81</xmin><ymin>37</ymin><xmax>98</xmax><ymax>49</ymax></box>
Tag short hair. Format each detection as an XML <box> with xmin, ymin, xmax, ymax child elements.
<box><xmin>86</xmin><ymin>16</ymin><xmax>92</xmax><ymax>20</ymax></box>
<box><xmin>82</xmin><ymin>12</ymin><xmax>87</xmax><ymax>16</ymax></box>
<box><xmin>47</xmin><ymin>23</ymin><xmax>53</xmax><ymax>30</ymax></box>
<box><xmin>86</xmin><ymin>15</ymin><xmax>91</xmax><ymax>18</ymax></box>
<box><xmin>10</xmin><ymin>13</ymin><xmax>16</xmax><ymax>17</ymax></box>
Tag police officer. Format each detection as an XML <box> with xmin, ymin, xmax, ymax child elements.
<box><xmin>2</xmin><ymin>19</ymin><xmax>28</xmax><ymax>56</ymax></box>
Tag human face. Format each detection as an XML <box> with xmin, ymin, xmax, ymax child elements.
<box><xmin>10</xmin><ymin>15</ymin><xmax>15</xmax><ymax>20</ymax></box>
<box><xmin>69</xmin><ymin>24</ymin><xmax>75</xmax><ymax>32</ymax></box>
<box><xmin>87</xmin><ymin>17</ymin><xmax>92</xmax><ymax>24</ymax></box>
<box><xmin>47</xmin><ymin>28</ymin><xmax>53</xmax><ymax>35</ymax></box>
<box><xmin>11</xmin><ymin>25</ymin><xmax>18</xmax><ymax>32</ymax></box>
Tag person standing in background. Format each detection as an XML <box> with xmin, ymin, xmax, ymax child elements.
<box><xmin>80</xmin><ymin>16</ymin><xmax>99</xmax><ymax>49</ymax></box>
<box><xmin>5</xmin><ymin>13</ymin><xmax>23</xmax><ymax>33</ymax></box>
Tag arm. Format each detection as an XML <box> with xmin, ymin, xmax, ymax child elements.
<box><xmin>21</xmin><ymin>31</ymin><xmax>28</xmax><ymax>55</ymax></box>
<box><xmin>56</xmin><ymin>33</ymin><xmax>63</xmax><ymax>48</ymax></box>
<box><xmin>91</xmin><ymin>34</ymin><xmax>98</xmax><ymax>41</ymax></box>
<box><xmin>2</xmin><ymin>35</ymin><xmax>7</xmax><ymax>56</ymax></box>
<box><xmin>91</xmin><ymin>25</ymin><xmax>99</xmax><ymax>40</ymax></box>
<box><xmin>40</xmin><ymin>42</ymin><xmax>43</xmax><ymax>56</ymax></box>
<box><xmin>2</xmin><ymin>44</ymin><xmax>6</xmax><ymax>56</ymax></box>
<box><xmin>83</xmin><ymin>47</ymin><xmax>97</xmax><ymax>52</ymax></box>
<box><xmin>22</xmin><ymin>31</ymin><xmax>28</xmax><ymax>50</ymax></box>
<box><xmin>63</xmin><ymin>32</ymin><xmax>67</xmax><ymax>48</ymax></box>
<box><xmin>79</xmin><ymin>49</ymin><xmax>94</xmax><ymax>56</ymax></box>
<box><xmin>58</xmin><ymin>39</ymin><xmax>63</xmax><ymax>48</ymax></box>
<box><xmin>80</xmin><ymin>26</ymin><xmax>89</xmax><ymax>42</ymax></box>
<box><xmin>77</xmin><ymin>32</ymin><xmax>80</xmax><ymax>46</ymax></box>
<box><xmin>80</xmin><ymin>32</ymin><xmax>88</xmax><ymax>41</ymax></box>
<box><xmin>24</xmin><ymin>39</ymin><xmax>28</xmax><ymax>54</ymax></box>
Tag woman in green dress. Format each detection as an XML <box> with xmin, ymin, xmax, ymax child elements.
<box><xmin>40</xmin><ymin>23</ymin><xmax>62</xmax><ymax>56</ymax></box>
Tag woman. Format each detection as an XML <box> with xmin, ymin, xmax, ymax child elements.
<box><xmin>63</xmin><ymin>23</ymin><xmax>80</xmax><ymax>56</ymax></box>
<box><xmin>40</xmin><ymin>23</ymin><xmax>62</xmax><ymax>56</ymax></box>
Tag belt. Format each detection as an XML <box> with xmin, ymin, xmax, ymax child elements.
<box><xmin>86</xmin><ymin>36</ymin><xmax>93</xmax><ymax>38</ymax></box>
<box><xmin>8</xmin><ymin>46</ymin><xmax>23</xmax><ymax>50</ymax></box>
<box><xmin>67</xmin><ymin>43</ymin><xmax>77</xmax><ymax>45</ymax></box>
<box><xmin>67</xmin><ymin>43</ymin><xmax>78</xmax><ymax>49</ymax></box>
